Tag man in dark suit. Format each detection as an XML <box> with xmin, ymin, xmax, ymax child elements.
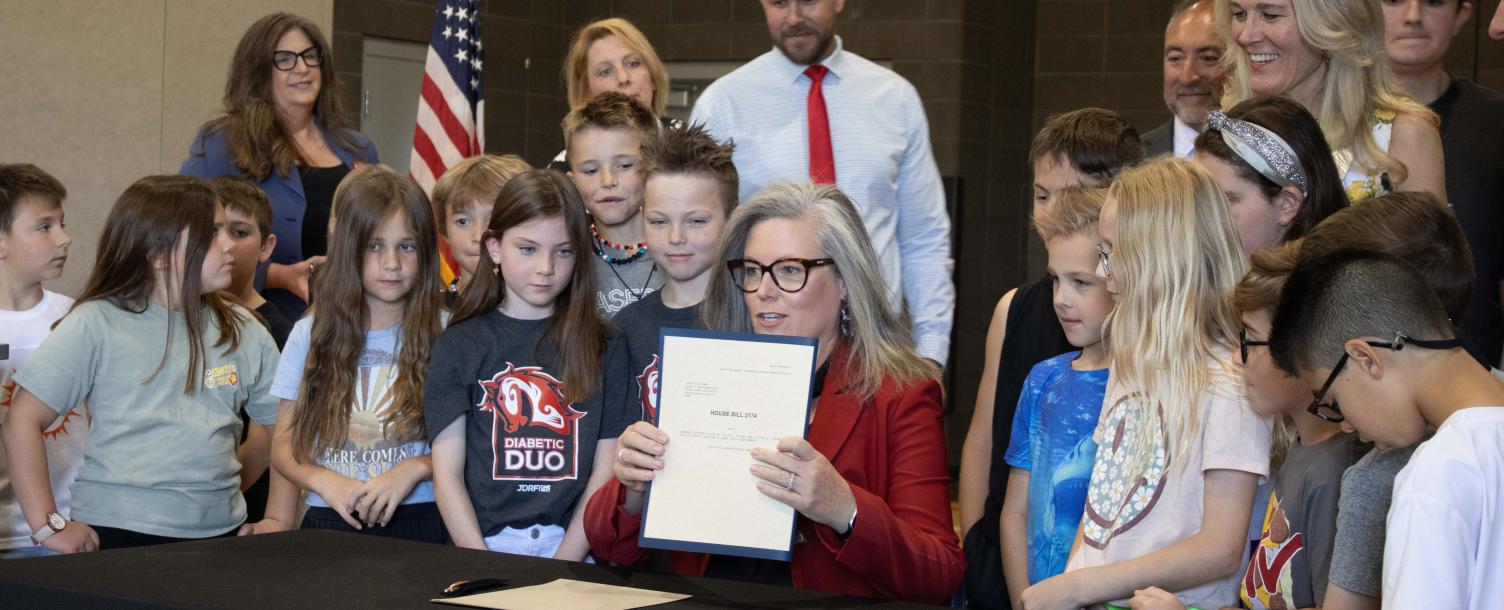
<box><xmin>1143</xmin><ymin>0</ymin><xmax>1226</xmax><ymax>158</ymax></box>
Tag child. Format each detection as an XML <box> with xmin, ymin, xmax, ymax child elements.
<box><xmin>998</xmin><ymin>186</ymin><xmax>1113</xmax><ymax>606</ymax></box>
<box><xmin>613</xmin><ymin>123</ymin><xmax>736</xmax><ymax>422</ymax></box>
<box><xmin>1021</xmin><ymin>157</ymin><xmax>1272</xmax><ymax>609</ymax></box>
<box><xmin>0</xmin><ymin>164</ymin><xmax>87</xmax><ymax>559</ymax></box>
<box><xmin>1268</xmin><ymin>249</ymin><xmax>1504</xmax><ymax>610</ymax></box>
<box><xmin>208</xmin><ymin>177</ymin><xmax>293</xmax><ymax>347</ymax></box>
<box><xmin>425</xmin><ymin>169</ymin><xmax>632</xmax><ymax>560</ymax></box>
<box><xmin>1231</xmin><ymin>244</ymin><xmax>1367</xmax><ymax>610</ymax></box>
<box><xmin>2</xmin><ymin>175</ymin><xmax>280</xmax><ymax>551</ymax></box>
<box><xmin>431</xmin><ymin>154</ymin><xmax>531</xmax><ymax>296</ymax></box>
<box><xmin>563</xmin><ymin>91</ymin><xmax>665</xmax><ymax>318</ymax></box>
<box><xmin>267</xmin><ymin>165</ymin><xmax>446</xmax><ymax>542</ymax></box>
<box><xmin>960</xmin><ymin>108</ymin><xmax>1143</xmax><ymax>609</ymax></box>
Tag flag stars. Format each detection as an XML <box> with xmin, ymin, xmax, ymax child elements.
<box><xmin>470</xmin><ymin>77</ymin><xmax>479</xmax><ymax>91</ymax></box>
<box><xmin>457</xmin><ymin>6</ymin><xmax>469</xmax><ymax>20</ymax></box>
<box><xmin>442</xmin><ymin>5</ymin><xmax>454</xmax><ymax>20</ymax></box>
<box><xmin>470</xmin><ymin>58</ymin><xmax>482</xmax><ymax>71</ymax></box>
<box><xmin>442</xmin><ymin>26</ymin><xmax>452</xmax><ymax>39</ymax></box>
<box><xmin>457</xmin><ymin>28</ymin><xmax>468</xmax><ymax>42</ymax></box>
<box><xmin>455</xmin><ymin>48</ymin><xmax>468</xmax><ymax>62</ymax></box>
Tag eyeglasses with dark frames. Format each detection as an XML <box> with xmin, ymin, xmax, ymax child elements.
<box><xmin>1239</xmin><ymin>328</ymin><xmax>1269</xmax><ymax>365</ymax></box>
<box><xmin>273</xmin><ymin>46</ymin><xmax>323</xmax><ymax>71</ymax></box>
<box><xmin>1307</xmin><ymin>332</ymin><xmax>1463</xmax><ymax>423</ymax></box>
<box><xmin>726</xmin><ymin>257</ymin><xmax>836</xmax><ymax>293</ymax></box>
<box><xmin>1097</xmin><ymin>243</ymin><xmax>1112</xmax><ymax>279</ymax></box>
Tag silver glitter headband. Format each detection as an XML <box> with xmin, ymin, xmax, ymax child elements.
<box><xmin>1204</xmin><ymin>111</ymin><xmax>1308</xmax><ymax>194</ymax></box>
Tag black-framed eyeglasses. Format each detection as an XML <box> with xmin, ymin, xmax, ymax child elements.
<box><xmin>727</xmin><ymin>257</ymin><xmax>836</xmax><ymax>293</ymax></box>
<box><xmin>273</xmin><ymin>46</ymin><xmax>323</xmax><ymax>71</ymax></box>
<box><xmin>1307</xmin><ymin>332</ymin><xmax>1464</xmax><ymax>423</ymax></box>
<box><xmin>1097</xmin><ymin>243</ymin><xmax>1112</xmax><ymax>278</ymax></box>
<box><xmin>1239</xmin><ymin>328</ymin><xmax>1269</xmax><ymax>365</ymax></box>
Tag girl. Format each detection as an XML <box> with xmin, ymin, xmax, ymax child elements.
<box><xmin>1020</xmin><ymin>157</ymin><xmax>1273</xmax><ymax>610</ymax></box>
<box><xmin>3</xmin><ymin>175</ymin><xmax>281</xmax><ymax>551</ymax></box>
<box><xmin>425</xmin><ymin>169</ymin><xmax>631</xmax><ymax>560</ymax></box>
<box><xmin>267</xmin><ymin>165</ymin><xmax>446</xmax><ymax>542</ymax></box>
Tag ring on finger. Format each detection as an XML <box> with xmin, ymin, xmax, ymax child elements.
<box><xmin>617</xmin><ymin>448</ymin><xmax>627</xmax><ymax>464</ymax></box>
<box><xmin>784</xmin><ymin>471</ymin><xmax>796</xmax><ymax>492</ymax></box>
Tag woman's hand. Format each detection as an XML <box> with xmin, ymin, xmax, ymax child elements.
<box><xmin>267</xmin><ymin>256</ymin><xmax>326</xmax><ymax>303</ymax></box>
<box><xmin>353</xmin><ymin>461</ymin><xmax>423</xmax><ymax>528</ymax></box>
<box><xmin>42</xmin><ymin>521</ymin><xmax>100</xmax><ymax>554</ymax></box>
<box><xmin>1128</xmin><ymin>587</ymin><xmax>1187</xmax><ymax>610</ymax></box>
<box><xmin>750</xmin><ymin>437</ymin><xmax>857</xmax><ymax>533</ymax></box>
<box><xmin>310</xmin><ymin>470</ymin><xmax>367</xmax><ymax>529</ymax></box>
<box><xmin>1019</xmin><ymin>573</ymin><xmax>1082</xmax><ymax>610</ymax></box>
<box><xmin>613</xmin><ymin>421</ymin><xmax>669</xmax><ymax>504</ymax></box>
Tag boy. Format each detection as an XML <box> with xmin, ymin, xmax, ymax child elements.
<box><xmin>0</xmin><ymin>163</ymin><xmax>88</xmax><ymax>559</ymax></box>
<box><xmin>613</xmin><ymin>124</ymin><xmax>736</xmax><ymax>422</ymax></box>
<box><xmin>430</xmin><ymin>154</ymin><xmax>531</xmax><ymax>296</ymax></box>
<box><xmin>209</xmin><ymin>177</ymin><xmax>293</xmax><ymax>348</ymax></box>
<box><xmin>563</xmin><ymin>91</ymin><xmax>665</xmax><ymax>318</ymax></box>
<box><xmin>998</xmin><ymin>186</ymin><xmax>1113</xmax><ymax>606</ymax></box>
<box><xmin>1269</xmin><ymin>249</ymin><xmax>1504</xmax><ymax>610</ymax></box>
<box><xmin>960</xmin><ymin>108</ymin><xmax>1143</xmax><ymax>609</ymax></box>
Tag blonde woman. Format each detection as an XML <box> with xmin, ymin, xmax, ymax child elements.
<box><xmin>585</xmin><ymin>182</ymin><xmax>963</xmax><ymax>604</ymax></box>
<box><xmin>1217</xmin><ymin>0</ymin><xmax>1445</xmax><ymax>203</ymax></box>
<box><xmin>1020</xmin><ymin>158</ymin><xmax>1273</xmax><ymax>610</ymax></box>
<box><xmin>550</xmin><ymin>18</ymin><xmax>676</xmax><ymax>170</ymax></box>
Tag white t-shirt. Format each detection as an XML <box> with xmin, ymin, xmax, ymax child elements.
<box><xmin>1066</xmin><ymin>357</ymin><xmax>1273</xmax><ymax>609</ymax></box>
<box><xmin>1385</xmin><ymin>406</ymin><xmax>1504</xmax><ymax>610</ymax></box>
<box><xmin>0</xmin><ymin>291</ymin><xmax>88</xmax><ymax>550</ymax></box>
<box><xmin>271</xmin><ymin>318</ymin><xmax>435</xmax><ymax>508</ymax></box>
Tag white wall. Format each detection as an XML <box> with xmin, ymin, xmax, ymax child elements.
<box><xmin>0</xmin><ymin>0</ymin><xmax>332</xmax><ymax>296</ymax></box>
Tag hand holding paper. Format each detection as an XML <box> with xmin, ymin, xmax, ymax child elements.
<box><xmin>750</xmin><ymin>437</ymin><xmax>857</xmax><ymax>533</ymax></box>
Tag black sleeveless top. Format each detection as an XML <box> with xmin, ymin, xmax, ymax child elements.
<box><xmin>978</xmin><ymin>276</ymin><xmax>1074</xmax><ymax>541</ymax></box>
<box><xmin>299</xmin><ymin>164</ymin><xmax>350</xmax><ymax>258</ymax></box>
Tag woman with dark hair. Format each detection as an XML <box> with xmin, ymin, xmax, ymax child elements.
<box><xmin>584</xmin><ymin>182</ymin><xmax>963</xmax><ymax>604</ymax></box>
<box><xmin>181</xmin><ymin>12</ymin><xmax>378</xmax><ymax>321</ymax></box>
<box><xmin>1195</xmin><ymin>95</ymin><xmax>1347</xmax><ymax>254</ymax></box>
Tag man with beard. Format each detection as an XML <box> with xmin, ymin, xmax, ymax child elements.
<box><xmin>690</xmin><ymin>0</ymin><xmax>954</xmax><ymax>369</ymax></box>
<box><xmin>1383</xmin><ymin>0</ymin><xmax>1504</xmax><ymax>366</ymax></box>
<box><xmin>1141</xmin><ymin>0</ymin><xmax>1227</xmax><ymax>158</ymax></box>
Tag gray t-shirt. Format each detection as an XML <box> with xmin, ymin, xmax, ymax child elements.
<box><xmin>1327</xmin><ymin>444</ymin><xmax>1418</xmax><ymax>597</ymax></box>
<box><xmin>612</xmin><ymin>291</ymin><xmax>702</xmax><ymax>422</ymax></box>
<box><xmin>423</xmin><ymin>309</ymin><xmax>633</xmax><ymax>535</ymax></box>
<box><xmin>1239</xmin><ymin>431</ymin><xmax>1368</xmax><ymax>609</ymax></box>
<box><xmin>591</xmin><ymin>242</ymin><xmax>662</xmax><ymax>318</ymax></box>
<box><xmin>14</xmin><ymin>300</ymin><xmax>280</xmax><ymax>538</ymax></box>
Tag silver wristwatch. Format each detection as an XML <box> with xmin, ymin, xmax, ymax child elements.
<box><xmin>30</xmin><ymin>512</ymin><xmax>66</xmax><ymax>545</ymax></box>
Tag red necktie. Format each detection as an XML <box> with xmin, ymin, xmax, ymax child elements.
<box><xmin>805</xmin><ymin>65</ymin><xmax>835</xmax><ymax>184</ymax></box>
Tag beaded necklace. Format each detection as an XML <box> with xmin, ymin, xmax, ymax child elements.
<box><xmin>591</xmin><ymin>223</ymin><xmax>648</xmax><ymax>264</ymax></box>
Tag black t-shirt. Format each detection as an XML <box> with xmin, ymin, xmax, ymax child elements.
<box><xmin>253</xmin><ymin>301</ymin><xmax>294</xmax><ymax>351</ymax></box>
<box><xmin>1431</xmin><ymin>77</ymin><xmax>1504</xmax><ymax>368</ymax></box>
<box><xmin>611</xmin><ymin>291</ymin><xmax>702</xmax><ymax>422</ymax></box>
<box><xmin>424</xmin><ymin>309</ymin><xmax>634</xmax><ymax>535</ymax></box>
<box><xmin>299</xmin><ymin>164</ymin><xmax>349</xmax><ymax>259</ymax></box>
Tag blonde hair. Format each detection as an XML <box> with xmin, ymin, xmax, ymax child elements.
<box><xmin>701</xmin><ymin>182</ymin><xmax>938</xmax><ymax>398</ymax></box>
<box><xmin>430</xmin><ymin>154</ymin><xmax>531</xmax><ymax>225</ymax></box>
<box><xmin>1033</xmin><ymin>185</ymin><xmax>1108</xmax><ymax>242</ymax></box>
<box><xmin>564</xmin><ymin>18</ymin><xmax>669</xmax><ymax>116</ymax></box>
<box><xmin>1216</xmin><ymin>0</ymin><xmax>1436</xmax><ymax>183</ymax></box>
<box><xmin>1104</xmin><ymin>157</ymin><xmax>1248</xmax><ymax>471</ymax></box>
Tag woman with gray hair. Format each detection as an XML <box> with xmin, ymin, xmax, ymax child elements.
<box><xmin>584</xmin><ymin>182</ymin><xmax>963</xmax><ymax>604</ymax></box>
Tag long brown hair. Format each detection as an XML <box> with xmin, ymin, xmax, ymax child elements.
<box><xmin>452</xmin><ymin>170</ymin><xmax>606</xmax><ymax>403</ymax></box>
<box><xmin>289</xmin><ymin>165</ymin><xmax>443</xmax><ymax>462</ymax></box>
<box><xmin>203</xmin><ymin>12</ymin><xmax>359</xmax><ymax>181</ymax></box>
<box><xmin>69</xmin><ymin>175</ymin><xmax>248</xmax><ymax>394</ymax></box>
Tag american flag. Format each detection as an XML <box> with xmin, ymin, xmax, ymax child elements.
<box><xmin>410</xmin><ymin>0</ymin><xmax>484</xmax><ymax>286</ymax></box>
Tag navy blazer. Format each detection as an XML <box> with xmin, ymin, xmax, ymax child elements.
<box><xmin>179</xmin><ymin>122</ymin><xmax>378</xmax><ymax>319</ymax></box>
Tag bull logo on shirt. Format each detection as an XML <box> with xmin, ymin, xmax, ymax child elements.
<box><xmin>478</xmin><ymin>364</ymin><xmax>586</xmax><ymax>481</ymax></box>
<box><xmin>636</xmin><ymin>355</ymin><xmax>660</xmax><ymax>422</ymax></box>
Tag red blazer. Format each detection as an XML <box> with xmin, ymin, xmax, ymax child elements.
<box><xmin>585</xmin><ymin>348</ymin><xmax>964</xmax><ymax>604</ymax></box>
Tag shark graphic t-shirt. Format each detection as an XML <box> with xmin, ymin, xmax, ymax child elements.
<box><xmin>424</xmin><ymin>309</ymin><xmax>633</xmax><ymax>535</ymax></box>
<box><xmin>271</xmin><ymin>318</ymin><xmax>435</xmax><ymax>508</ymax></box>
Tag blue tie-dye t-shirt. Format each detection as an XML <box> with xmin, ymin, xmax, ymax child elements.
<box><xmin>1003</xmin><ymin>351</ymin><xmax>1110</xmax><ymax>584</ymax></box>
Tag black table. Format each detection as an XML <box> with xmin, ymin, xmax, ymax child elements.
<box><xmin>0</xmin><ymin>530</ymin><xmax>941</xmax><ymax>609</ymax></box>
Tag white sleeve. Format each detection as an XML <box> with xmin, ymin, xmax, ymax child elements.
<box><xmin>1383</xmin><ymin>467</ymin><xmax>1479</xmax><ymax>609</ymax></box>
<box><xmin>892</xmin><ymin>82</ymin><xmax>954</xmax><ymax>366</ymax></box>
<box><xmin>269</xmin><ymin>317</ymin><xmax>313</xmax><ymax>401</ymax></box>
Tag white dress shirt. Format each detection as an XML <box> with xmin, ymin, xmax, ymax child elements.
<box><xmin>1173</xmin><ymin>117</ymin><xmax>1199</xmax><ymax>160</ymax></box>
<box><xmin>690</xmin><ymin>37</ymin><xmax>955</xmax><ymax>365</ymax></box>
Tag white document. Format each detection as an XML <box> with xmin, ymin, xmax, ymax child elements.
<box><xmin>639</xmin><ymin>330</ymin><xmax>816</xmax><ymax>560</ymax></box>
<box><xmin>431</xmin><ymin>578</ymin><xmax>690</xmax><ymax>609</ymax></box>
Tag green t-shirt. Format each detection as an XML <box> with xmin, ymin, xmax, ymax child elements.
<box><xmin>14</xmin><ymin>299</ymin><xmax>280</xmax><ymax>538</ymax></box>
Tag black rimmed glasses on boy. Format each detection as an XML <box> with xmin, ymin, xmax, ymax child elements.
<box><xmin>1306</xmin><ymin>332</ymin><xmax>1464</xmax><ymax>424</ymax></box>
<box><xmin>1239</xmin><ymin>328</ymin><xmax>1269</xmax><ymax>365</ymax></box>
<box><xmin>727</xmin><ymin>258</ymin><xmax>836</xmax><ymax>293</ymax></box>
<box><xmin>273</xmin><ymin>46</ymin><xmax>323</xmax><ymax>71</ymax></box>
